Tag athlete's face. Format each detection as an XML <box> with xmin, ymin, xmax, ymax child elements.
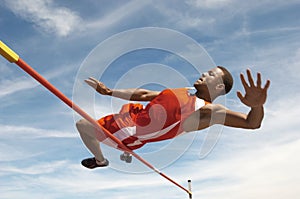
<box><xmin>194</xmin><ymin>67</ymin><xmax>224</xmax><ymax>93</ymax></box>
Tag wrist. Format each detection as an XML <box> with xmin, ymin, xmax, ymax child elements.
<box><xmin>106</xmin><ymin>89</ymin><xmax>113</xmax><ymax>96</ymax></box>
<box><xmin>250</xmin><ymin>105</ymin><xmax>263</xmax><ymax>109</ymax></box>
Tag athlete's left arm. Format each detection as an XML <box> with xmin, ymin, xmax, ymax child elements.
<box><xmin>211</xmin><ymin>69</ymin><xmax>271</xmax><ymax>129</ymax></box>
<box><xmin>84</xmin><ymin>77</ymin><xmax>160</xmax><ymax>101</ymax></box>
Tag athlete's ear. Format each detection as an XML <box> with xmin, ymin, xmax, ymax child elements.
<box><xmin>216</xmin><ymin>83</ymin><xmax>225</xmax><ymax>93</ymax></box>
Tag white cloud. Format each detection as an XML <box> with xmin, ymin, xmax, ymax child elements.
<box><xmin>286</xmin><ymin>47</ymin><xmax>300</xmax><ymax>78</ymax></box>
<box><xmin>85</xmin><ymin>0</ymin><xmax>150</xmax><ymax>30</ymax></box>
<box><xmin>0</xmin><ymin>160</ymin><xmax>67</xmax><ymax>175</ymax></box>
<box><xmin>0</xmin><ymin>61</ymin><xmax>13</xmax><ymax>75</ymax></box>
<box><xmin>152</xmin><ymin>2</ymin><xmax>216</xmax><ymax>30</ymax></box>
<box><xmin>0</xmin><ymin>159</ymin><xmax>180</xmax><ymax>198</ymax></box>
<box><xmin>258</xmin><ymin>94</ymin><xmax>300</xmax><ymax>145</ymax></box>
<box><xmin>0</xmin><ymin>77</ymin><xmax>39</xmax><ymax>98</ymax></box>
<box><xmin>188</xmin><ymin>139</ymin><xmax>300</xmax><ymax>199</ymax></box>
<box><xmin>0</xmin><ymin>60</ymin><xmax>77</xmax><ymax>98</ymax></box>
<box><xmin>177</xmin><ymin>15</ymin><xmax>216</xmax><ymax>29</ymax></box>
<box><xmin>186</xmin><ymin>0</ymin><xmax>299</xmax><ymax>13</ymax></box>
<box><xmin>36</xmin><ymin>168</ymin><xmax>163</xmax><ymax>193</ymax></box>
<box><xmin>0</xmin><ymin>142</ymin><xmax>43</xmax><ymax>161</ymax></box>
<box><xmin>4</xmin><ymin>0</ymin><xmax>82</xmax><ymax>37</ymax></box>
<box><xmin>152</xmin><ymin>0</ymin><xmax>300</xmax><ymax>35</ymax></box>
<box><xmin>185</xmin><ymin>0</ymin><xmax>233</xmax><ymax>9</ymax></box>
<box><xmin>0</xmin><ymin>124</ymin><xmax>76</xmax><ymax>139</ymax></box>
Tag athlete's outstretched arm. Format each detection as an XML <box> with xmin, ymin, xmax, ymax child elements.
<box><xmin>211</xmin><ymin>69</ymin><xmax>271</xmax><ymax>129</ymax></box>
<box><xmin>85</xmin><ymin>77</ymin><xmax>160</xmax><ymax>101</ymax></box>
<box><xmin>183</xmin><ymin>69</ymin><xmax>270</xmax><ymax>131</ymax></box>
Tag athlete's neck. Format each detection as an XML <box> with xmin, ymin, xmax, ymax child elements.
<box><xmin>195</xmin><ymin>91</ymin><xmax>215</xmax><ymax>103</ymax></box>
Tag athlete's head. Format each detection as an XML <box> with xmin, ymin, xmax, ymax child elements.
<box><xmin>217</xmin><ymin>66</ymin><xmax>234</xmax><ymax>94</ymax></box>
<box><xmin>194</xmin><ymin>66</ymin><xmax>233</xmax><ymax>101</ymax></box>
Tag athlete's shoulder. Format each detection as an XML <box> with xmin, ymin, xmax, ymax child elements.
<box><xmin>160</xmin><ymin>88</ymin><xmax>192</xmax><ymax>97</ymax></box>
<box><xmin>163</xmin><ymin>87</ymin><xmax>192</xmax><ymax>93</ymax></box>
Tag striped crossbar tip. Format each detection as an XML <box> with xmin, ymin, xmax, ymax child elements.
<box><xmin>0</xmin><ymin>40</ymin><xmax>19</xmax><ymax>63</ymax></box>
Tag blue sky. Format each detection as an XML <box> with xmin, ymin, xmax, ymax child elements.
<box><xmin>0</xmin><ymin>0</ymin><xmax>300</xmax><ymax>198</ymax></box>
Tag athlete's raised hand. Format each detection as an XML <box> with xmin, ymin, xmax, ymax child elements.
<box><xmin>237</xmin><ymin>69</ymin><xmax>270</xmax><ymax>108</ymax></box>
<box><xmin>85</xmin><ymin>77</ymin><xmax>112</xmax><ymax>95</ymax></box>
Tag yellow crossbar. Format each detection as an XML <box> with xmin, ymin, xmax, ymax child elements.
<box><xmin>0</xmin><ymin>40</ymin><xmax>19</xmax><ymax>63</ymax></box>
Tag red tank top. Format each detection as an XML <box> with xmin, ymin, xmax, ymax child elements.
<box><xmin>123</xmin><ymin>88</ymin><xmax>207</xmax><ymax>149</ymax></box>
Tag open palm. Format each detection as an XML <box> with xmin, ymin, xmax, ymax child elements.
<box><xmin>237</xmin><ymin>69</ymin><xmax>271</xmax><ymax>108</ymax></box>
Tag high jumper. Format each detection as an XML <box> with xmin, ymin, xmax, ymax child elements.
<box><xmin>78</xmin><ymin>66</ymin><xmax>270</xmax><ymax>168</ymax></box>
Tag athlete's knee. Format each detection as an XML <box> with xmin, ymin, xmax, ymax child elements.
<box><xmin>76</xmin><ymin>119</ymin><xmax>90</xmax><ymax>132</ymax></box>
<box><xmin>76</xmin><ymin>119</ymin><xmax>101</xmax><ymax>139</ymax></box>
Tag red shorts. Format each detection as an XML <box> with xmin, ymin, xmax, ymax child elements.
<box><xmin>97</xmin><ymin>103</ymin><xmax>146</xmax><ymax>150</ymax></box>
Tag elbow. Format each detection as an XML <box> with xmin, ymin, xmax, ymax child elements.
<box><xmin>245</xmin><ymin>117</ymin><xmax>262</xmax><ymax>130</ymax></box>
<box><xmin>247</xmin><ymin>123</ymin><xmax>261</xmax><ymax>130</ymax></box>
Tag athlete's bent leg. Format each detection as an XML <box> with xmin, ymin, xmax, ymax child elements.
<box><xmin>76</xmin><ymin>119</ymin><xmax>106</xmax><ymax>163</ymax></box>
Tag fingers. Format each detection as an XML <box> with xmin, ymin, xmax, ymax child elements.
<box><xmin>84</xmin><ymin>79</ymin><xmax>92</xmax><ymax>85</ymax></box>
<box><xmin>263</xmin><ymin>79</ymin><xmax>271</xmax><ymax>91</ymax></box>
<box><xmin>240</xmin><ymin>73</ymin><xmax>249</xmax><ymax>89</ymax></box>
<box><xmin>84</xmin><ymin>80</ymin><xmax>96</xmax><ymax>89</ymax></box>
<box><xmin>85</xmin><ymin>77</ymin><xmax>98</xmax><ymax>84</ymax></box>
<box><xmin>257</xmin><ymin>73</ymin><xmax>262</xmax><ymax>88</ymax></box>
<box><xmin>85</xmin><ymin>77</ymin><xmax>100</xmax><ymax>84</ymax></box>
<box><xmin>246</xmin><ymin>69</ymin><xmax>255</xmax><ymax>87</ymax></box>
<box><xmin>242</xmin><ymin>69</ymin><xmax>265</xmax><ymax>89</ymax></box>
<box><xmin>248</xmin><ymin>70</ymin><xmax>270</xmax><ymax>91</ymax></box>
<box><xmin>237</xmin><ymin>91</ymin><xmax>249</xmax><ymax>105</ymax></box>
<box><xmin>88</xmin><ymin>77</ymin><xmax>98</xmax><ymax>82</ymax></box>
<box><xmin>84</xmin><ymin>77</ymin><xmax>99</xmax><ymax>89</ymax></box>
<box><xmin>237</xmin><ymin>91</ymin><xmax>244</xmax><ymax>101</ymax></box>
<box><xmin>240</xmin><ymin>69</ymin><xmax>255</xmax><ymax>89</ymax></box>
<box><xmin>84</xmin><ymin>78</ymin><xmax>95</xmax><ymax>85</ymax></box>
